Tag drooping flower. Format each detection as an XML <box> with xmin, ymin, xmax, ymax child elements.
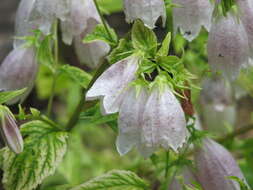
<box><xmin>86</xmin><ymin>55</ymin><xmax>140</xmax><ymax>115</ymax></box>
<box><xmin>0</xmin><ymin>106</ymin><xmax>23</xmax><ymax>154</ymax></box>
<box><xmin>194</xmin><ymin>138</ymin><xmax>248</xmax><ymax>190</ymax></box>
<box><xmin>123</xmin><ymin>0</ymin><xmax>166</xmax><ymax>29</ymax></box>
<box><xmin>116</xmin><ymin>86</ymin><xmax>149</xmax><ymax>156</ymax></box>
<box><xmin>61</xmin><ymin>0</ymin><xmax>110</xmax><ymax>68</ymax></box>
<box><xmin>73</xmin><ymin>19</ymin><xmax>110</xmax><ymax>69</ymax></box>
<box><xmin>0</xmin><ymin>48</ymin><xmax>38</xmax><ymax>104</ymax></box>
<box><xmin>200</xmin><ymin>75</ymin><xmax>236</xmax><ymax>135</ymax></box>
<box><xmin>172</xmin><ymin>0</ymin><xmax>214</xmax><ymax>41</ymax></box>
<box><xmin>236</xmin><ymin>0</ymin><xmax>253</xmax><ymax>61</ymax></box>
<box><xmin>169</xmin><ymin>168</ymin><xmax>198</xmax><ymax>190</ymax></box>
<box><xmin>141</xmin><ymin>83</ymin><xmax>188</xmax><ymax>154</ymax></box>
<box><xmin>207</xmin><ymin>13</ymin><xmax>249</xmax><ymax>80</ymax></box>
<box><xmin>29</xmin><ymin>0</ymin><xmax>70</xmax><ymax>34</ymax></box>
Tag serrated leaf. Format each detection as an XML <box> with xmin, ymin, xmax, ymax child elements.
<box><xmin>157</xmin><ymin>32</ymin><xmax>171</xmax><ymax>57</ymax></box>
<box><xmin>83</xmin><ymin>24</ymin><xmax>118</xmax><ymax>47</ymax></box>
<box><xmin>132</xmin><ymin>20</ymin><xmax>157</xmax><ymax>57</ymax></box>
<box><xmin>2</xmin><ymin>120</ymin><xmax>68</xmax><ymax>190</ymax></box>
<box><xmin>0</xmin><ymin>88</ymin><xmax>27</xmax><ymax>104</ymax></box>
<box><xmin>108</xmin><ymin>38</ymin><xmax>134</xmax><ymax>64</ymax></box>
<box><xmin>59</xmin><ymin>65</ymin><xmax>92</xmax><ymax>88</ymax></box>
<box><xmin>71</xmin><ymin>170</ymin><xmax>149</xmax><ymax>190</ymax></box>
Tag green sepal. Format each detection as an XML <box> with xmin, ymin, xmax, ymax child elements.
<box><xmin>0</xmin><ymin>88</ymin><xmax>27</xmax><ymax>105</ymax></box>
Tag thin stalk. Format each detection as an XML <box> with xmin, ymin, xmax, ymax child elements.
<box><xmin>47</xmin><ymin>20</ymin><xmax>59</xmax><ymax>116</ymax></box>
<box><xmin>165</xmin><ymin>151</ymin><xmax>170</xmax><ymax>178</ymax></box>
<box><xmin>93</xmin><ymin>0</ymin><xmax>114</xmax><ymax>41</ymax></box>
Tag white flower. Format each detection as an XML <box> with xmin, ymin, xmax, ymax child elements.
<box><xmin>0</xmin><ymin>48</ymin><xmax>38</xmax><ymax>104</ymax></box>
<box><xmin>29</xmin><ymin>0</ymin><xmax>70</xmax><ymax>34</ymax></box>
<box><xmin>123</xmin><ymin>0</ymin><xmax>166</xmax><ymax>29</ymax></box>
<box><xmin>61</xmin><ymin>0</ymin><xmax>100</xmax><ymax>45</ymax></box>
<box><xmin>141</xmin><ymin>86</ymin><xmax>188</xmax><ymax>154</ymax></box>
<box><xmin>0</xmin><ymin>106</ymin><xmax>23</xmax><ymax>154</ymax></box>
<box><xmin>86</xmin><ymin>56</ymin><xmax>139</xmax><ymax>115</ymax></box>
<box><xmin>200</xmin><ymin>76</ymin><xmax>236</xmax><ymax>135</ymax></box>
<box><xmin>207</xmin><ymin>14</ymin><xmax>249</xmax><ymax>80</ymax></box>
<box><xmin>74</xmin><ymin>19</ymin><xmax>110</xmax><ymax>69</ymax></box>
<box><xmin>116</xmin><ymin>86</ymin><xmax>149</xmax><ymax>156</ymax></box>
<box><xmin>236</xmin><ymin>0</ymin><xmax>253</xmax><ymax>61</ymax></box>
<box><xmin>195</xmin><ymin>139</ymin><xmax>248</xmax><ymax>190</ymax></box>
<box><xmin>173</xmin><ymin>0</ymin><xmax>214</xmax><ymax>41</ymax></box>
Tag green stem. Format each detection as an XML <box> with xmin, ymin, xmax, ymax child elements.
<box><xmin>47</xmin><ymin>20</ymin><xmax>59</xmax><ymax>116</ymax></box>
<box><xmin>65</xmin><ymin>60</ymin><xmax>110</xmax><ymax>131</ymax></box>
<box><xmin>93</xmin><ymin>0</ymin><xmax>114</xmax><ymax>41</ymax></box>
<box><xmin>165</xmin><ymin>151</ymin><xmax>170</xmax><ymax>178</ymax></box>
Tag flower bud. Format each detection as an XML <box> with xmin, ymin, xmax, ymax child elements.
<box><xmin>123</xmin><ymin>0</ymin><xmax>166</xmax><ymax>29</ymax></box>
<box><xmin>194</xmin><ymin>139</ymin><xmax>247</xmax><ymax>190</ymax></box>
<box><xmin>86</xmin><ymin>56</ymin><xmax>139</xmax><ymax>115</ymax></box>
<box><xmin>116</xmin><ymin>86</ymin><xmax>148</xmax><ymax>156</ymax></box>
<box><xmin>200</xmin><ymin>76</ymin><xmax>236</xmax><ymax>135</ymax></box>
<box><xmin>141</xmin><ymin>84</ymin><xmax>188</xmax><ymax>154</ymax></box>
<box><xmin>169</xmin><ymin>168</ymin><xmax>198</xmax><ymax>190</ymax></box>
<box><xmin>0</xmin><ymin>106</ymin><xmax>23</xmax><ymax>154</ymax></box>
<box><xmin>207</xmin><ymin>14</ymin><xmax>249</xmax><ymax>80</ymax></box>
<box><xmin>173</xmin><ymin>0</ymin><xmax>214</xmax><ymax>41</ymax></box>
<box><xmin>0</xmin><ymin>48</ymin><xmax>38</xmax><ymax>104</ymax></box>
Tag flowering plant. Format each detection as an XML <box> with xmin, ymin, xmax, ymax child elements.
<box><xmin>0</xmin><ymin>0</ymin><xmax>252</xmax><ymax>189</ymax></box>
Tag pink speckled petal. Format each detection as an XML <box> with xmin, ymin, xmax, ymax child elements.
<box><xmin>207</xmin><ymin>14</ymin><xmax>249</xmax><ymax>80</ymax></box>
<box><xmin>173</xmin><ymin>0</ymin><xmax>214</xmax><ymax>41</ymax></box>
<box><xmin>86</xmin><ymin>56</ymin><xmax>139</xmax><ymax>115</ymax></box>
<box><xmin>123</xmin><ymin>0</ymin><xmax>166</xmax><ymax>29</ymax></box>
<box><xmin>141</xmin><ymin>87</ymin><xmax>188</xmax><ymax>152</ymax></box>
<box><xmin>195</xmin><ymin>139</ymin><xmax>248</xmax><ymax>190</ymax></box>
<box><xmin>116</xmin><ymin>87</ymin><xmax>148</xmax><ymax>155</ymax></box>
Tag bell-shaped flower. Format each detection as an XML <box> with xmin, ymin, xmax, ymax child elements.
<box><xmin>0</xmin><ymin>106</ymin><xmax>23</xmax><ymax>154</ymax></box>
<box><xmin>86</xmin><ymin>55</ymin><xmax>139</xmax><ymax>115</ymax></box>
<box><xmin>169</xmin><ymin>167</ymin><xmax>198</xmax><ymax>190</ymax></box>
<box><xmin>0</xmin><ymin>48</ymin><xmax>38</xmax><ymax>104</ymax></box>
<box><xmin>172</xmin><ymin>0</ymin><xmax>214</xmax><ymax>41</ymax></box>
<box><xmin>123</xmin><ymin>0</ymin><xmax>166</xmax><ymax>29</ymax></box>
<box><xmin>116</xmin><ymin>85</ymin><xmax>149</xmax><ymax>156</ymax></box>
<box><xmin>14</xmin><ymin>0</ymin><xmax>38</xmax><ymax>48</ymax></box>
<box><xmin>194</xmin><ymin>138</ymin><xmax>248</xmax><ymax>190</ymax></box>
<box><xmin>73</xmin><ymin>19</ymin><xmax>110</xmax><ymax>69</ymax></box>
<box><xmin>28</xmin><ymin>0</ymin><xmax>70</xmax><ymax>34</ymax></box>
<box><xmin>207</xmin><ymin>13</ymin><xmax>249</xmax><ymax>80</ymax></box>
<box><xmin>236</xmin><ymin>0</ymin><xmax>253</xmax><ymax>62</ymax></box>
<box><xmin>141</xmin><ymin>77</ymin><xmax>188</xmax><ymax>154</ymax></box>
<box><xmin>200</xmin><ymin>75</ymin><xmax>236</xmax><ymax>135</ymax></box>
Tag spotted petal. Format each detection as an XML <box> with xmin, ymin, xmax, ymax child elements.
<box><xmin>86</xmin><ymin>56</ymin><xmax>139</xmax><ymax>115</ymax></box>
<box><xmin>141</xmin><ymin>87</ymin><xmax>188</xmax><ymax>152</ymax></box>
<box><xmin>173</xmin><ymin>0</ymin><xmax>214</xmax><ymax>41</ymax></box>
<box><xmin>123</xmin><ymin>0</ymin><xmax>166</xmax><ymax>29</ymax></box>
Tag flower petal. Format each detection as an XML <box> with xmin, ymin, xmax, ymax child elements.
<box><xmin>173</xmin><ymin>0</ymin><xmax>214</xmax><ymax>41</ymax></box>
<box><xmin>141</xmin><ymin>87</ymin><xmax>188</xmax><ymax>152</ymax></box>
<box><xmin>86</xmin><ymin>56</ymin><xmax>139</xmax><ymax>115</ymax></box>
<box><xmin>207</xmin><ymin>14</ymin><xmax>249</xmax><ymax>80</ymax></box>
<box><xmin>116</xmin><ymin>86</ymin><xmax>148</xmax><ymax>155</ymax></box>
<box><xmin>195</xmin><ymin>139</ymin><xmax>248</xmax><ymax>190</ymax></box>
<box><xmin>123</xmin><ymin>0</ymin><xmax>166</xmax><ymax>29</ymax></box>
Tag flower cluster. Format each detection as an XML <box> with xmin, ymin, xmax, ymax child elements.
<box><xmin>86</xmin><ymin>52</ymin><xmax>189</xmax><ymax>157</ymax></box>
<box><xmin>170</xmin><ymin>139</ymin><xmax>248</xmax><ymax>189</ymax></box>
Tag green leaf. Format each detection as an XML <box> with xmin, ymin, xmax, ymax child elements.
<box><xmin>59</xmin><ymin>65</ymin><xmax>92</xmax><ymax>88</ymax></box>
<box><xmin>157</xmin><ymin>32</ymin><xmax>171</xmax><ymax>57</ymax></box>
<box><xmin>2</xmin><ymin>120</ymin><xmax>68</xmax><ymax>190</ymax></box>
<box><xmin>71</xmin><ymin>170</ymin><xmax>149</xmax><ymax>190</ymax></box>
<box><xmin>229</xmin><ymin>176</ymin><xmax>250</xmax><ymax>190</ymax></box>
<box><xmin>132</xmin><ymin>20</ymin><xmax>157</xmax><ymax>57</ymax></box>
<box><xmin>108</xmin><ymin>38</ymin><xmax>134</xmax><ymax>64</ymax></box>
<box><xmin>83</xmin><ymin>24</ymin><xmax>118</xmax><ymax>47</ymax></box>
<box><xmin>0</xmin><ymin>88</ymin><xmax>27</xmax><ymax>104</ymax></box>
